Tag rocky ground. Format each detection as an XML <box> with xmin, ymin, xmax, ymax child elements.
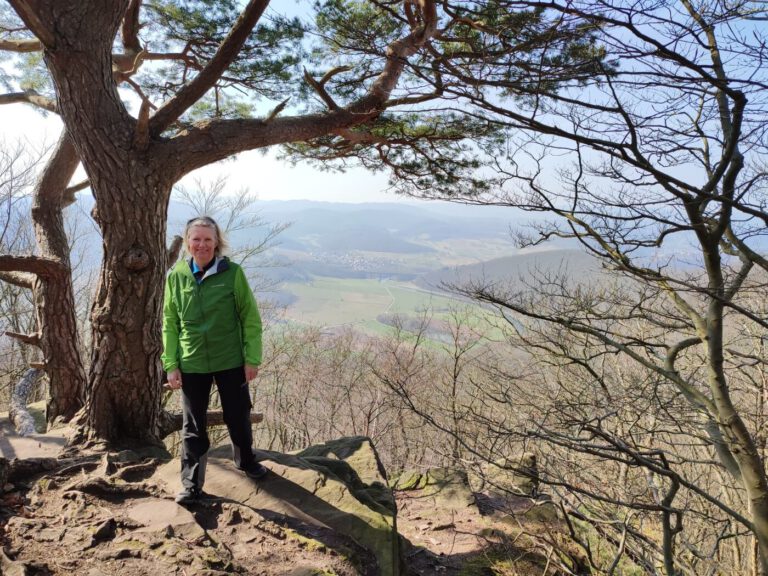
<box><xmin>0</xmin><ymin>419</ymin><xmax>568</xmax><ymax>576</ymax></box>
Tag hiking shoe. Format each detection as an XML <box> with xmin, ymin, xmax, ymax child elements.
<box><xmin>240</xmin><ymin>461</ymin><xmax>268</xmax><ymax>480</ymax></box>
<box><xmin>175</xmin><ymin>487</ymin><xmax>201</xmax><ymax>504</ymax></box>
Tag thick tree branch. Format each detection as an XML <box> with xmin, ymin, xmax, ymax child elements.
<box><xmin>121</xmin><ymin>0</ymin><xmax>142</xmax><ymax>54</ymax></box>
<box><xmin>0</xmin><ymin>38</ymin><xmax>42</xmax><ymax>52</ymax></box>
<box><xmin>0</xmin><ymin>270</ymin><xmax>35</xmax><ymax>288</ymax></box>
<box><xmin>349</xmin><ymin>0</ymin><xmax>438</xmax><ymax>114</ymax></box>
<box><xmin>0</xmin><ymin>90</ymin><xmax>57</xmax><ymax>113</ymax></box>
<box><xmin>63</xmin><ymin>179</ymin><xmax>89</xmax><ymax>205</ymax></box>
<box><xmin>158</xmin><ymin>410</ymin><xmax>263</xmax><ymax>439</ymax></box>
<box><xmin>0</xmin><ymin>254</ymin><xmax>65</xmax><ymax>277</ymax></box>
<box><xmin>149</xmin><ymin>0</ymin><xmax>270</xmax><ymax>136</ymax></box>
<box><xmin>158</xmin><ymin>0</ymin><xmax>439</xmax><ymax>177</ymax></box>
<box><xmin>5</xmin><ymin>331</ymin><xmax>41</xmax><ymax>347</ymax></box>
<box><xmin>32</xmin><ymin>131</ymin><xmax>80</xmax><ymax>258</ymax></box>
<box><xmin>6</xmin><ymin>0</ymin><xmax>56</xmax><ymax>47</ymax></box>
<box><xmin>133</xmin><ymin>99</ymin><xmax>151</xmax><ymax>150</ymax></box>
<box><xmin>156</xmin><ymin>112</ymin><xmax>358</xmax><ymax>178</ymax></box>
<box><xmin>167</xmin><ymin>235</ymin><xmax>183</xmax><ymax>265</ymax></box>
<box><xmin>333</xmin><ymin>127</ymin><xmax>387</xmax><ymax>146</ymax></box>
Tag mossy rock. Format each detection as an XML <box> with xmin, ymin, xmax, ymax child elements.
<box><xmin>299</xmin><ymin>436</ymin><xmax>396</xmax><ymax>515</ymax></box>
<box><xmin>457</xmin><ymin>542</ymin><xmax>552</xmax><ymax>576</ymax></box>
<box><xmin>389</xmin><ymin>470</ymin><xmax>425</xmax><ymax>491</ymax></box>
<box><xmin>520</xmin><ymin>499</ymin><xmax>559</xmax><ymax>523</ymax></box>
<box><xmin>421</xmin><ymin>468</ymin><xmax>475</xmax><ymax>508</ymax></box>
<box><xmin>479</xmin><ymin>454</ymin><xmax>539</xmax><ymax>498</ymax></box>
<box><xmin>285</xmin><ymin>529</ymin><xmax>324</xmax><ymax>551</ymax></box>
<box><xmin>298</xmin><ymin>436</ymin><xmax>388</xmax><ymax>484</ymax></box>
<box><xmin>27</xmin><ymin>401</ymin><xmax>48</xmax><ymax>432</ymax></box>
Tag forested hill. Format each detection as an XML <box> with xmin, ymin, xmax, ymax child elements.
<box><xmin>243</xmin><ymin>199</ymin><xmax>519</xmax><ymax>254</ymax></box>
<box><xmin>228</xmin><ymin>199</ymin><xmax>566</xmax><ymax>283</ymax></box>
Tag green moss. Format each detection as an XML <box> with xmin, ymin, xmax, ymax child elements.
<box><xmin>35</xmin><ymin>477</ymin><xmax>56</xmax><ymax>491</ymax></box>
<box><xmin>390</xmin><ymin>470</ymin><xmax>423</xmax><ymax>490</ymax></box>
<box><xmin>282</xmin><ymin>527</ymin><xmax>363</xmax><ymax>574</ymax></box>
<box><xmin>114</xmin><ymin>539</ymin><xmax>148</xmax><ymax>551</ymax></box>
<box><xmin>200</xmin><ymin>547</ymin><xmax>232</xmax><ymax>570</ymax></box>
<box><xmin>284</xmin><ymin>528</ymin><xmax>328</xmax><ymax>554</ymax></box>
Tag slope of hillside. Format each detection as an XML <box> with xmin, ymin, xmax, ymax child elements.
<box><xmin>414</xmin><ymin>249</ymin><xmax>601</xmax><ymax>292</ymax></box>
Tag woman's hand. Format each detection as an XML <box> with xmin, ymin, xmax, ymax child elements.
<box><xmin>245</xmin><ymin>364</ymin><xmax>259</xmax><ymax>382</ymax></box>
<box><xmin>165</xmin><ymin>368</ymin><xmax>182</xmax><ymax>390</ymax></box>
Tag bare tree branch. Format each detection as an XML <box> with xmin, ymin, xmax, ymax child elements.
<box><xmin>5</xmin><ymin>330</ymin><xmax>41</xmax><ymax>346</ymax></box>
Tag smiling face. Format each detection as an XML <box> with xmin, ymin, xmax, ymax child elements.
<box><xmin>186</xmin><ymin>225</ymin><xmax>218</xmax><ymax>268</ymax></box>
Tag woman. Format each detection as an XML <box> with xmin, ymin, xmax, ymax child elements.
<box><xmin>162</xmin><ymin>215</ymin><xmax>267</xmax><ymax>504</ymax></box>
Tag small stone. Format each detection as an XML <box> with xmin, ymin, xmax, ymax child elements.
<box><xmin>238</xmin><ymin>529</ymin><xmax>260</xmax><ymax>543</ymax></box>
<box><xmin>34</xmin><ymin>527</ymin><xmax>65</xmax><ymax>542</ymax></box>
<box><xmin>91</xmin><ymin>518</ymin><xmax>117</xmax><ymax>542</ymax></box>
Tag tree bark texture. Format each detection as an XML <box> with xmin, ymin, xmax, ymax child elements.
<box><xmin>31</xmin><ymin>132</ymin><xmax>87</xmax><ymax>423</ymax></box>
<box><xmin>83</xmin><ymin>182</ymin><xmax>170</xmax><ymax>444</ymax></box>
<box><xmin>36</xmin><ymin>1</ymin><xmax>169</xmax><ymax>444</ymax></box>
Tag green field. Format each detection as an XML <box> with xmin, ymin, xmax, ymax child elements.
<box><xmin>281</xmin><ymin>277</ymin><xmax>487</xmax><ymax>335</ymax></box>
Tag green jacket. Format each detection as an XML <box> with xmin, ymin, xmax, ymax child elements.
<box><xmin>162</xmin><ymin>256</ymin><xmax>262</xmax><ymax>374</ymax></box>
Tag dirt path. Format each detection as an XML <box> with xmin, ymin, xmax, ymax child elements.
<box><xmin>0</xmin><ymin>417</ymin><xmax>68</xmax><ymax>460</ymax></box>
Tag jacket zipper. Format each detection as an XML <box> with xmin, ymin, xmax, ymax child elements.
<box><xmin>194</xmin><ymin>274</ymin><xmax>212</xmax><ymax>373</ymax></box>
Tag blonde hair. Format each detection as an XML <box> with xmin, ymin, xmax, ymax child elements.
<box><xmin>183</xmin><ymin>216</ymin><xmax>229</xmax><ymax>257</ymax></box>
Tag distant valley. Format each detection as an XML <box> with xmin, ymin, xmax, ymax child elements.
<box><xmin>228</xmin><ymin>200</ymin><xmax>585</xmax><ymax>335</ymax></box>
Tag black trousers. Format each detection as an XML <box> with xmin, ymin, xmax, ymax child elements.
<box><xmin>179</xmin><ymin>365</ymin><xmax>256</xmax><ymax>490</ymax></box>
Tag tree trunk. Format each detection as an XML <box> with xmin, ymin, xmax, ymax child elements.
<box><xmin>84</xmin><ymin>178</ymin><xmax>170</xmax><ymax>445</ymax></box>
<box><xmin>33</xmin><ymin>273</ymin><xmax>87</xmax><ymax>422</ymax></box>
<box><xmin>38</xmin><ymin>1</ymin><xmax>169</xmax><ymax>445</ymax></box>
<box><xmin>702</xmin><ymin>243</ymin><xmax>768</xmax><ymax>574</ymax></box>
<box><xmin>31</xmin><ymin>132</ymin><xmax>87</xmax><ymax>423</ymax></box>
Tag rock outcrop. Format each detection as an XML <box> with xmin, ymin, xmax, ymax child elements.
<box><xmin>157</xmin><ymin>435</ymin><xmax>401</xmax><ymax>575</ymax></box>
<box><xmin>0</xmin><ymin>427</ymin><xmax>570</xmax><ymax>575</ymax></box>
